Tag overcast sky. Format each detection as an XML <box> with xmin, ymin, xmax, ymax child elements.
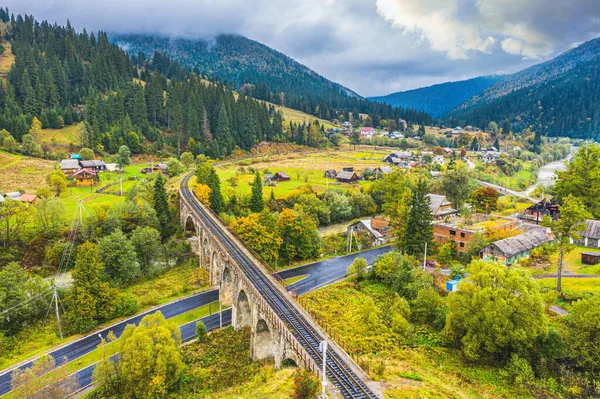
<box><xmin>6</xmin><ymin>0</ymin><xmax>600</xmax><ymax>96</ymax></box>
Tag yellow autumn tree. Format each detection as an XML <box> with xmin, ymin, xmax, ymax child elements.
<box><xmin>195</xmin><ymin>184</ymin><xmax>211</xmax><ymax>207</ymax></box>
<box><xmin>29</xmin><ymin>116</ymin><xmax>42</xmax><ymax>136</ymax></box>
<box><xmin>231</xmin><ymin>213</ymin><xmax>281</xmax><ymax>264</ymax></box>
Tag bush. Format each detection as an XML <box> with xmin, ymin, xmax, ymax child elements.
<box><xmin>293</xmin><ymin>369</ymin><xmax>319</xmax><ymax>399</ymax></box>
<box><xmin>196</xmin><ymin>321</ymin><xmax>207</xmax><ymax>342</ymax></box>
<box><xmin>114</xmin><ymin>294</ymin><xmax>138</xmax><ymax>318</ymax></box>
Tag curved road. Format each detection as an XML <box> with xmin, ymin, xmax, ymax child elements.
<box><xmin>0</xmin><ymin>245</ymin><xmax>387</xmax><ymax>396</ymax></box>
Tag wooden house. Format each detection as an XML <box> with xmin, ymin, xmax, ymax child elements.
<box><xmin>60</xmin><ymin>159</ymin><xmax>81</xmax><ymax>176</ymax></box>
<box><xmin>481</xmin><ymin>229</ymin><xmax>552</xmax><ymax>265</ymax></box>
<box><xmin>324</xmin><ymin>170</ymin><xmax>337</xmax><ymax>179</ymax></box>
<box><xmin>348</xmin><ymin>217</ymin><xmax>391</xmax><ymax>246</ymax></box>
<box><xmin>74</xmin><ymin>168</ymin><xmax>97</xmax><ymax>186</ymax></box>
<box><xmin>427</xmin><ymin>194</ymin><xmax>459</xmax><ymax>220</ymax></box>
<box><xmin>79</xmin><ymin>160</ymin><xmax>107</xmax><ymax>173</ymax></box>
<box><xmin>336</xmin><ymin>170</ymin><xmax>359</xmax><ymax>183</ymax></box>
<box><xmin>518</xmin><ymin>198</ymin><xmax>560</xmax><ymax>224</ymax></box>
<box><xmin>581</xmin><ymin>252</ymin><xmax>600</xmax><ymax>265</ymax></box>
<box><xmin>274</xmin><ymin>172</ymin><xmax>290</xmax><ymax>182</ymax></box>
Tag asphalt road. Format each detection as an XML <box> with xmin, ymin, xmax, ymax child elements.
<box><xmin>0</xmin><ymin>289</ymin><xmax>218</xmax><ymax>396</ymax></box>
<box><xmin>277</xmin><ymin>246</ymin><xmax>392</xmax><ymax>294</ymax></box>
<box><xmin>74</xmin><ymin>309</ymin><xmax>233</xmax><ymax>393</ymax></box>
<box><xmin>0</xmin><ymin>246</ymin><xmax>388</xmax><ymax>396</ymax></box>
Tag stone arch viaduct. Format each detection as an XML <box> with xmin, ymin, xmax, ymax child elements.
<box><xmin>180</xmin><ymin>174</ymin><xmax>380</xmax><ymax>399</ymax></box>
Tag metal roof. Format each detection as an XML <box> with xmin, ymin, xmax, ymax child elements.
<box><xmin>582</xmin><ymin>220</ymin><xmax>600</xmax><ymax>240</ymax></box>
<box><xmin>490</xmin><ymin>230</ymin><xmax>551</xmax><ymax>258</ymax></box>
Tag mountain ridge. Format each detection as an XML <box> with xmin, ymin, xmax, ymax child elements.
<box><xmin>369</xmin><ymin>75</ymin><xmax>503</xmax><ymax>117</ymax></box>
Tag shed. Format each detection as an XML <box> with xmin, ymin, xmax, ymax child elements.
<box><xmin>581</xmin><ymin>252</ymin><xmax>600</xmax><ymax>265</ymax></box>
<box><xmin>274</xmin><ymin>172</ymin><xmax>290</xmax><ymax>182</ymax></box>
<box><xmin>446</xmin><ymin>277</ymin><xmax>461</xmax><ymax>292</ymax></box>
<box><xmin>18</xmin><ymin>194</ymin><xmax>38</xmax><ymax>204</ymax></box>
<box><xmin>324</xmin><ymin>170</ymin><xmax>337</xmax><ymax>179</ymax></box>
<box><xmin>336</xmin><ymin>171</ymin><xmax>359</xmax><ymax>183</ymax></box>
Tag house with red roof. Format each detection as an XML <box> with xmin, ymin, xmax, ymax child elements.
<box><xmin>360</xmin><ymin>127</ymin><xmax>375</xmax><ymax>138</ymax></box>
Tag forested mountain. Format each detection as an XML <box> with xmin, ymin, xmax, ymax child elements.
<box><xmin>112</xmin><ymin>33</ymin><xmax>432</xmax><ymax>125</ymax></box>
<box><xmin>369</xmin><ymin>75</ymin><xmax>503</xmax><ymax>117</ymax></box>
<box><xmin>447</xmin><ymin>37</ymin><xmax>600</xmax><ymax>139</ymax></box>
<box><xmin>459</xmin><ymin>38</ymin><xmax>600</xmax><ymax>109</ymax></box>
<box><xmin>0</xmin><ymin>10</ymin><xmax>432</xmax><ymax>161</ymax></box>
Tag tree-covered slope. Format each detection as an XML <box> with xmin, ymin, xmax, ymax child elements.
<box><xmin>447</xmin><ymin>37</ymin><xmax>600</xmax><ymax>139</ymax></box>
<box><xmin>458</xmin><ymin>37</ymin><xmax>600</xmax><ymax>109</ymax></box>
<box><xmin>112</xmin><ymin>33</ymin><xmax>432</xmax><ymax>125</ymax></box>
<box><xmin>369</xmin><ymin>75</ymin><xmax>503</xmax><ymax>117</ymax></box>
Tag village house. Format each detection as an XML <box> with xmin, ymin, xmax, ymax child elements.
<box><xmin>377</xmin><ymin>166</ymin><xmax>393</xmax><ymax>176</ymax></box>
<box><xmin>518</xmin><ymin>198</ymin><xmax>560</xmax><ymax>224</ymax></box>
<box><xmin>60</xmin><ymin>159</ymin><xmax>81</xmax><ymax>176</ymax></box>
<box><xmin>74</xmin><ymin>168</ymin><xmax>97</xmax><ymax>186</ymax></box>
<box><xmin>432</xmin><ymin>155</ymin><xmax>445</xmax><ymax>165</ymax></box>
<box><xmin>360</xmin><ymin>127</ymin><xmax>375</xmax><ymax>138</ymax></box>
<box><xmin>481</xmin><ymin>229</ymin><xmax>552</xmax><ymax>265</ymax></box>
<box><xmin>18</xmin><ymin>194</ymin><xmax>38</xmax><ymax>205</ymax></box>
<box><xmin>481</xmin><ymin>151</ymin><xmax>497</xmax><ymax>164</ymax></box>
<box><xmin>348</xmin><ymin>217</ymin><xmax>391</xmax><ymax>246</ymax></box>
<box><xmin>443</xmin><ymin>147</ymin><xmax>454</xmax><ymax>157</ymax></box>
<box><xmin>383</xmin><ymin>151</ymin><xmax>411</xmax><ymax>164</ymax></box>
<box><xmin>336</xmin><ymin>170</ymin><xmax>359</xmax><ymax>183</ymax></box>
<box><xmin>574</xmin><ymin>220</ymin><xmax>600</xmax><ymax>248</ymax></box>
<box><xmin>5</xmin><ymin>192</ymin><xmax>21</xmax><ymax>201</ymax></box>
<box><xmin>79</xmin><ymin>160</ymin><xmax>107</xmax><ymax>173</ymax></box>
<box><xmin>324</xmin><ymin>170</ymin><xmax>337</xmax><ymax>179</ymax></box>
<box><xmin>433</xmin><ymin>221</ymin><xmax>480</xmax><ymax>252</ymax></box>
<box><xmin>342</xmin><ymin>121</ymin><xmax>352</xmax><ymax>129</ymax></box>
<box><xmin>273</xmin><ymin>172</ymin><xmax>290</xmax><ymax>182</ymax></box>
<box><xmin>427</xmin><ymin>194</ymin><xmax>459</xmax><ymax>220</ymax></box>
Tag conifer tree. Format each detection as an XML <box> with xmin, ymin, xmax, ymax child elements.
<box><xmin>405</xmin><ymin>178</ymin><xmax>433</xmax><ymax>257</ymax></box>
<box><xmin>250</xmin><ymin>171</ymin><xmax>264</xmax><ymax>213</ymax></box>
<box><xmin>153</xmin><ymin>173</ymin><xmax>171</xmax><ymax>239</ymax></box>
<box><xmin>207</xmin><ymin>167</ymin><xmax>223</xmax><ymax>213</ymax></box>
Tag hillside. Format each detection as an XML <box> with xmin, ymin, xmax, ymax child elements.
<box><xmin>458</xmin><ymin>37</ymin><xmax>600</xmax><ymax>109</ymax></box>
<box><xmin>447</xmin><ymin>37</ymin><xmax>600</xmax><ymax>139</ymax></box>
<box><xmin>369</xmin><ymin>75</ymin><xmax>503</xmax><ymax>117</ymax></box>
<box><xmin>111</xmin><ymin>33</ymin><xmax>433</xmax><ymax>125</ymax></box>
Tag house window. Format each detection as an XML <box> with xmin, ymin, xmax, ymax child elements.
<box><xmin>459</xmin><ymin>242</ymin><xmax>465</xmax><ymax>248</ymax></box>
<box><xmin>449</xmin><ymin>230</ymin><xmax>456</xmax><ymax>236</ymax></box>
<box><xmin>460</xmin><ymin>232</ymin><xmax>466</xmax><ymax>238</ymax></box>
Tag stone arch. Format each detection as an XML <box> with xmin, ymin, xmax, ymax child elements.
<box><xmin>221</xmin><ymin>266</ymin><xmax>233</xmax><ymax>307</ymax></box>
<box><xmin>281</xmin><ymin>358</ymin><xmax>298</xmax><ymax>368</ymax></box>
<box><xmin>236</xmin><ymin>290</ymin><xmax>252</xmax><ymax>328</ymax></box>
<box><xmin>184</xmin><ymin>215</ymin><xmax>197</xmax><ymax>238</ymax></box>
<box><xmin>252</xmin><ymin>319</ymin><xmax>275</xmax><ymax>361</ymax></box>
<box><xmin>211</xmin><ymin>251</ymin><xmax>221</xmax><ymax>284</ymax></box>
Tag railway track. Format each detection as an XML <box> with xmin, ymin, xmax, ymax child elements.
<box><xmin>181</xmin><ymin>174</ymin><xmax>377</xmax><ymax>399</ymax></box>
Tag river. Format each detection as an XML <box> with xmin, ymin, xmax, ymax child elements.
<box><xmin>524</xmin><ymin>148</ymin><xmax>574</xmax><ymax>195</ymax></box>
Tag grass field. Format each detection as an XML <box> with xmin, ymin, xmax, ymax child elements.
<box><xmin>35</xmin><ymin>124</ymin><xmax>83</xmax><ymax>146</ymax></box>
<box><xmin>216</xmin><ymin>149</ymin><xmax>392</xmax><ymax>199</ymax></box>
<box><xmin>537</xmin><ymin>278</ymin><xmax>600</xmax><ymax>303</ymax></box>
<box><xmin>0</xmin><ymin>151</ymin><xmax>55</xmax><ymax>193</ymax></box>
<box><xmin>543</xmin><ymin>246</ymin><xmax>600</xmax><ymax>275</ymax></box>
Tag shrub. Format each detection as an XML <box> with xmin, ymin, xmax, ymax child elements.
<box><xmin>196</xmin><ymin>321</ymin><xmax>207</xmax><ymax>342</ymax></box>
<box><xmin>293</xmin><ymin>369</ymin><xmax>319</xmax><ymax>399</ymax></box>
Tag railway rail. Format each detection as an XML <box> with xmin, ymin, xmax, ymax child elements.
<box><xmin>181</xmin><ymin>174</ymin><xmax>377</xmax><ymax>399</ymax></box>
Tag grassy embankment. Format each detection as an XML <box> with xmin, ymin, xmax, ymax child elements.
<box><xmin>301</xmin><ymin>281</ymin><xmax>528</xmax><ymax>399</ymax></box>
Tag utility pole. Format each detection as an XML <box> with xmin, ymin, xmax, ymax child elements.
<box><xmin>119</xmin><ymin>174</ymin><xmax>123</xmax><ymax>196</ymax></box>
<box><xmin>319</xmin><ymin>340</ymin><xmax>328</xmax><ymax>399</ymax></box>
<box><xmin>53</xmin><ymin>285</ymin><xmax>63</xmax><ymax>340</ymax></box>
<box><xmin>219</xmin><ymin>279</ymin><xmax>223</xmax><ymax>329</ymax></box>
<box><xmin>423</xmin><ymin>242</ymin><xmax>428</xmax><ymax>271</ymax></box>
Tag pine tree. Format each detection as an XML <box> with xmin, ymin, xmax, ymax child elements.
<box><xmin>405</xmin><ymin>178</ymin><xmax>433</xmax><ymax>257</ymax></box>
<box><xmin>207</xmin><ymin>167</ymin><xmax>223</xmax><ymax>213</ymax></box>
<box><xmin>153</xmin><ymin>173</ymin><xmax>171</xmax><ymax>239</ymax></box>
<box><xmin>250</xmin><ymin>171</ymin><xmax>264</xmax><ymax>213</ymax></box>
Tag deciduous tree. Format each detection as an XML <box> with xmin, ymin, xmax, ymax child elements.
<box><xmin>131</xmin><ymin>226</ymin><xmax>161</xmax><ymax>275</ymax></box>
<box><xmin>12</xmin><ymin>354</ymin><xmax>79</xmax><ymax>399</ymax></box>
<box><xmin>46</xmin><ymin>170</ymin><xmax>67</xmax><ymax>197</ymax></box>
<box><xmin>567</xmin><ymin>295</ymin><xmax>600</xmax><ymax>374</ymax></box>
<box><xmin>542</xmin><ymin>195</ymin><xmax>590</xmax><ymax>292</ymax></box>
<box><xmin>231</xmin><ymin>213</ymin><xmax>281</xmax><ymax>264</ymax></box>
<box><xmin>470</xmin><ymin>187</ymin><xmax>499</xmax><ymax>214</ymax></box>
<box><xmin>194</xmin><ymin>184</ymin><xmax>211</xmax><ymax>207</ymax></box>
<box><xmin>98</xmin><ymin>229</ymin><xmax>140</xmax><ymax>285</ymax></box>
<box><xmin>445</xmin><ymin>259</ymin><xmax>547</xmax><ymax>362</ymax></box>
<box><xmin>114</xmin><ymin>145</ymin><xmax>131</xmax><ymax>171</ymax></box>
<box><xmin>180</xmin><ymin>151</ymin><xmax>194</xmax><ymax>169</ymax></box>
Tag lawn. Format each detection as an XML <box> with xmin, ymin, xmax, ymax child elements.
<box><xmin>0</xmin><ymin>41</ymin><xmax>14</xmax><ymax>80</ymax></box>
<box><xmin>215</xmin><ymin>149</ymin><xmax>392</xmax><ymax>199</ymax></box>
<box><xmin>542</xmin><ymin>245</ymin><xmax>600</xmax><ymax>275</ymax></box>
<box><xmin>537</xmin><ymin>277</ymin><xmax>600</xmax><ymax>305</ymax></box>
<box><xmin>301</xmin><ymin>281</ymin><xmax>528</xmax><ymax>399</ymax></box>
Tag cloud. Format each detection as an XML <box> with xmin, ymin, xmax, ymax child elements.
<box><xmin>3</xmin><ymin>0</ymin><xmax>600</xmax><ymax>96</ymax></box>
<box><xmin>376</xmin><ymin>0</ymin><xmax>600</xmax><ymax>60</ymax></box>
